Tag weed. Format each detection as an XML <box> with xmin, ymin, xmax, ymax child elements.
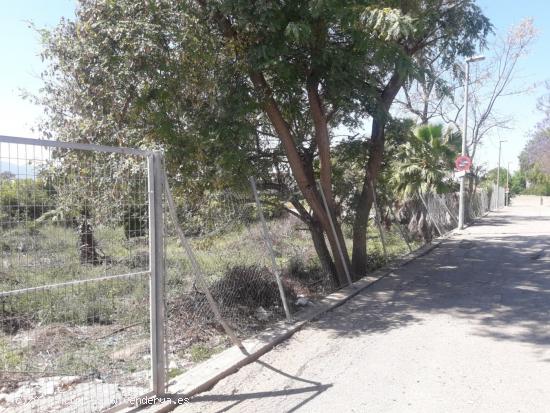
<box><xmin>168</xmin><ymin>367</ymin><xmax>186</xmax><ymax>379</ymax></box>
<box><xmin>189</xmin><ymin>344</ymin><xmax>222</xmax><ymax>363</ymax></box>
<box><xmin>0</xmin><ymin>338</ymin><xmax>25</xmax><ymax>370</ymax></box>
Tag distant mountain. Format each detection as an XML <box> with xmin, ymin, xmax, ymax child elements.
<box><xmin>0</xmin><ymin>161</ymin><xmax>36</xmax><ymax>178</ymax></box>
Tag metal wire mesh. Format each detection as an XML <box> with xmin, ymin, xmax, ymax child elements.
<box><xmin>256</xmin><ymin>186</ymin><xmax>340</xmax><ymax>295</ymax></box>
<box><xmin>386</xmin><ymin>189</ymin><xmax>491</xmax><ymax>247</ymax></box>
<box><xmin>1</xmin><ymin>139</ymin><xmax>152</xmax><ymax>412</ymax></box>
<box><xmin>163</xmin><ymin>182</ymin><xmax>299</xmax><ymax>380</ymax></box>
<box><xmin>162</xmin><ymin>179</ymin><xmax>426</xmax><ymax>382</ymax></box>
<box><xmin>421</xmin><ymin>192</ymin><xmax>459</xmax><ymax>235</ymax></box>
<box><xmin>468</xmin><ymin>188</ymin><xmax>491</xmax><ymax>220</ymax></box>
<box><xmin>370</xmin><ymin>204</ymin><xmax>417</xmax><ymax>261</ymax></box>
<box><xmin>368</xmin><ymin>191</ymin><xmax>418</xmax><ymax>264</ymax></box>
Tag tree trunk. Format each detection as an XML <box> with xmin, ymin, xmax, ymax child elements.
<box><xmin>351</xmin><ymin>72</ymin><xmax>404</xmax><ymax>276</ymax></box>
<box><xmin>208</xmin><ymin>8</ymin><xmax>354</xmax><ymax>286</ymax></box>
<box><xmin>79</xmin><ymin>218</ymin><xmax>103</xmax><ymax>265</ymax></box>
<box><xmin>351</xmin><ymin>118</ymin><xmax>385</xmax><ymax>276</ymax></box>
<box><xmin>309</xmin><ymin>220</ymin><xmax>338</xmax><ymax>285</ymax></box>
<box><xmin>290</xmin><ymin>197</ymin><xmax>340</xmax><ymax>285</ymax></box>
<box><xmin>320</xmin><ymin>204</ymin><xmax>352</xmax><ymax>285</ymax></box>
<box><xmin>249</xmin><ymin>71</ymin><xmax>351</xmax><ymax>286</ymax></box>
<box><xmin>461</xmin><ymin>173</ymin><xmax>477</xmax><ymax>222</ymax></box>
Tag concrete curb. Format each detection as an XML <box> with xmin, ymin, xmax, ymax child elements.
<box><xmin>143</xmin><ymin>236</ymin><xmax>448</xmax><ymax>413</ymax></box>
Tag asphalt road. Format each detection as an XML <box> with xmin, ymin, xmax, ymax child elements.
<box><xmin>180</xmin><ymin>196</ymin><xmax>550</xmax><ymax>413</ymax></box>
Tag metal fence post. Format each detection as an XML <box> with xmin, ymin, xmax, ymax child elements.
<box><xmin>317</xmin><ymin>181</ymin><xmax>353</xmax><ymax>286</ymax></box>
<box><xmin>148</xmin><ymin>151</ymin><xmax>166</xmax><ymax>395</ymax></box>
<box><xmin>249</xmin><ymin>177</ymin><xmax>292</xmax><ymax>320</ymax></box>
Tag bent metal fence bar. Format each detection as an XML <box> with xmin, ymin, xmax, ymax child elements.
<box><xmin>0</xmin><ymin>136</ymin><xmax>165</xmax><ymax>412</ymax></box>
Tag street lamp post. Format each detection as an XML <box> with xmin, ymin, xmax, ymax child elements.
<box><xmin>496</xmin><ymin>139</ymin><xmax>507</xmax><ymax>209</ymax></box>
<box><xmin>458</xmin><ymin>55</ymin><xmax>485</xmax><ymax>230</ymax></box>
<box><xmin>506</xmin><ymin>161</ymin><xmax>511</xmax><ymax>206</ymax></box>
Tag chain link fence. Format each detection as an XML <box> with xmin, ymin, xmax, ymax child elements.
<box><xmin>162</xmin><ymin>178</ymin><xmax>329</xmax><ymax>382</ymax></box>
<box><xmin>162</xmin><ymin>181</ymin><xmax>497</xmax><ymax>389</ymax></box>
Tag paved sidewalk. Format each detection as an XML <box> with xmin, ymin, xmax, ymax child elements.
<box><xmin>179</xmin><ymin>197</ymin><xmax>550</xmax><ymax>413</ymax></box>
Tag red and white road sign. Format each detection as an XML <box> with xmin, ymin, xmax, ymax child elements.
<box><xmin>455</xmin><ymin>155</ymin><xmax>472</xmax><ymax>172</ymax></box>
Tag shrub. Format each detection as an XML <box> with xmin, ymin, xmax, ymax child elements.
<box><xmin>0</xmin><ymin>178</ymin><xmax>54</xmax><ymax>223</ymax></box>
<box><xmin>169</xmin><ymin>264</ymin><xmax>298</xmax><ymax>340</ymax></box>
<box><xmin>212</xmin><ymin>265</ymin><xmax>296</xmax><ymax>310</ymax></box>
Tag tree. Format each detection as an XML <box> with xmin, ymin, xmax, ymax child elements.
<box><xmin>390</xmin><ymin>124</ymin><xmax>459</xmax><ymax>196</ymax></box>
<box><xmin>395</xmin><ymin>51</ymin><xmax>457</xmax><ymax>125</ymax></box>
<box><xmin>398</xmin><ymin>18</ymin><xmax>536</xmax><ymax>163</ymax></box>
<box><xmin>387</xmin><ymin>123</ymin><xmax>459</xmax><ymax>242</ymax></box>
<box><xmin>521</xmin><ymin>120</ymin><xmax>550</xmax><ymax>177</ymax></box>
<box><xmin>401</xmin><ymin>18</ymin><xmax>537</xmax><ymax>211</ymax></box>
<box><xmin>0</xmin><ymin>171</ymin><xmax>16</xmax><ymax>181</ymax></box>
<box><xmin>517</xmin><ymin>82</ymin><xmax>550</xmax><ymax>196</ymax></box>
<box><xmin>35</xmin><ymin>0</ymin><xmax>491</xmax><ymax>285</ymax></box>
<box><xmin>482</xmin><ymin>167</ymin><xmax>508</xmax><ymax>188</ymax></box>
<box><xmin>345</xmin><ymin>3</ymin><xmax>490</xmax><ymax>274</ymax></box>
<box><xmin>519</xmin><ymin>133</ymin><xmax>550</xmax><ymax>195</ymax></box>
<box><xmin>509</xmin><ymin>171</ymin><xmax>526</xmax><ymax>195</ymax></box>
<box><xmin>450</xmin><ymin>19</ymin><xmax>536</xmax><ymax>163</ymax></box>
<box><xmin>0</xmin><ymin>178</ymin><xmax>53</xmax><ymax>222</ymax></box>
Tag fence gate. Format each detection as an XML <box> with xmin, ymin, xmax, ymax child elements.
<box><xmin>0</xmin><ymin>136</ymin><xmax>165</xmax><ymax>412</ymax></box>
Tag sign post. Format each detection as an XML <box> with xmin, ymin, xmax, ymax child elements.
<box><xmin>456</xmin><ymin>154</ymin><xmax>472</xmax><ymax>226</ymax></box>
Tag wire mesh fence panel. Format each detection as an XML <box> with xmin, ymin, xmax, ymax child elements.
<box><xmin>163</xmin><ymin>182</ymin><xmax>299</xmax><ymax>382</ymax></box>
<box><xmin>467</xmin><ymin>188</ymin><xmax>490</xmax><ymax>220</ymax></box>
<box><xmin>1</xmin><ymin>138</ymin><xmax>154</xmax><ymax>412</ymax></box>
<box><xmin>487</xmin><ymin>184</ymin><xmax>506</xmax><ymax>210</ymax></box>
<box><xmin>497</xmin><ymin>185</ymin><xmax>506</xmax><ymax>209</ymax></box>
<box><xmin>1</xmin><ymin>135</ymin><xmax>502</xmax><ymax>410</ymax></box>
<box><xmin>372</xmin><ymin>198</ymin><xmax>426</xmax><ymax>261</ymax></box>
<box><xmin>253</xmin><ymin>184</ymin><xmax>345</xmax><ymax>298</ymax></box>
<box><xmin>373</xmin><ymin>219</ymin><xmax>415</xmax><ymax>259</ymax></box>
<box><xmin>420</xmin><ymin>192</ymin><xmax>457</xmax><ymax>236</ymax></box>
<box><xmin>388</xmin><ymin>192</ymin><xmax>459</xmax><ymax>246</ymax></box>
<box><xmin>370</xmin><ymin>198</ymin><xmax>421</xmax><ymax>263</ymax></box>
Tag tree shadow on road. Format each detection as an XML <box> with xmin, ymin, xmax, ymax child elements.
<box><xmin>189</xmin><ymin>360</ymin><xmax>332</xmax><ymax>413</ymax></box>
<box><xmin>310</xmin><ymin>226</ymin><xmax>550</xmax><ymax>359</ymax></box>
<box><xmin>186</xmin><ymin>212</ymin><xmax>550</xmax><ymax>413</ymax></box>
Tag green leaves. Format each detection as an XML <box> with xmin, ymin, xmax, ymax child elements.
<box><xmin>284</xmin><ymin>22</ymin><xmax>312</xmax><ymax>44</ymax></box>
<box><xmin>359</xmin><ymin>7</ymin><xmax>415</xmax><ymax>41</ymax></box>
<box><xmin>35</xmin><ymin>0</ymin><xmax>491</xmax><ymax>209</ymax></box>
<box><xmin>390</xmin><ymin>123</ymin><xmax>458</xmax><ymax>196</ymax></box>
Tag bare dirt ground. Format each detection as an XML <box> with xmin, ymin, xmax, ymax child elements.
<box><xmin>178</xmin><ymin>196</ymin><xmax>550</xmax><ymax>413</ymax></box>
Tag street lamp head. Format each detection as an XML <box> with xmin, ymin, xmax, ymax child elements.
<box><xmin>466</xmin><ymin>55</ymin><xmax>486</xmax><ymax>63</ymax></box>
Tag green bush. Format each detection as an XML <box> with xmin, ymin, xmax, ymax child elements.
<box><xmin>0</xmin><ymin>178</ymin><xmax>55</xmax><ymax>223</ymax></box>
<box><xmin>522</xmin><ymin>183</ymin><xmax>550</xmax><ymax>196</ymax></box>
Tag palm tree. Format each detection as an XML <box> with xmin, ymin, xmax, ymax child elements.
<box><xmin>391</xmin><ymin>123</ymin><xmax>458</xmax><ymax>196</ymax></box>
<box><xmin>390</xmin><ymin>123</ymin><xmax>459</xmax><ymax>242</ymax></box>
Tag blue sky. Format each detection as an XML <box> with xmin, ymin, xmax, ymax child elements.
<box><xmin>475</xmin><ymin>0</ymin><xmax>550</xmax><ymax>172</ymax></box>
<box><xmin>0</xmin><ymin>0</ymin><xmax>74</xmax><ymax>137</ymax></box>
<box><xmin>0</xmin><ymin>0</ymin><xmax>549</xmax><ymax>172</ymax></box>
